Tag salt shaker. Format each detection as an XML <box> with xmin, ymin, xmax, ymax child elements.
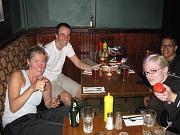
<box><xmin>106</xmin><ymin>112</ymin><xmax>114</xmax><ymax>130</ymax></box>
<box><xmin>115</xmin><ymin>112</ymin><xmax>122</xmax><ymax>130</ymax></box>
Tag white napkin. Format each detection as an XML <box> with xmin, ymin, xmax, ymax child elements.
<box><xmin>123</xmin><ymin>115</ymin><xmax>143</xmax><ymax>126</ymax></box>
<box><xmin>129</xmin><ymin>69</ymin><xmax>135</xmax><ymax>73</ymax></box>
<box><xmin>83</xmin><ymin>87</ymin><xmax>105</xmax><ymax>93</ymax></box>
<box><xmin>82</xmin><ymin>70</ymin><xmax>92</xmax><ymax>75</ymax></box>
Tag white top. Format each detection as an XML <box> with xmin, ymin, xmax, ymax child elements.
<box><xmin>43</xmin><ymin>40</ymin><xmax>75</xmax><ymax>81</ymax></box>
<box><xmin>2</xmin><ymin>70</ymin><xmax>42</xmax><ymax>127</ymax></box>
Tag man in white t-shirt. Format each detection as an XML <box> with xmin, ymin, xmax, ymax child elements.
<box><xmin>43</xmin><ymin>23</ymin><xmax>91</xmax><ymax>105</ymax></box>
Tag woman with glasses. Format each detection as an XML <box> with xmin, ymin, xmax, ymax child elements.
<box><xmin>143</xmin><ymin>54</ymin><xmax>180</xmax><ymax>134</ymax></box>
<box><xmin>160</xmin><ymin>35</ymin><xmax>180</xmax><ymax>77</ymax></box>
<box><xmin>143</xmin><ymin>35</ymin><xmax>180</xmax><ymax>107</ymax></box>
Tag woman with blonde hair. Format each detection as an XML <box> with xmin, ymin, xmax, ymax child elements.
<box><xmin>143</xmin><ymin>54</ymin><xmax>180</xmax><ymax>134</ymax></box>
<box><xmin>2</xmin><ymin>46</ymin><xmax>69</xmax><ymax>135</ymax></box>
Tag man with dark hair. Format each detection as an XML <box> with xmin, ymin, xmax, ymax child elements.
<box><xmin>43</xmin><ymin>23</ymin><xmax>91</xmax><ymax>105</ymax></box>
<box><xmin>160</xmin><ymin>34</ymin><xmax>180</xmax><ymax>77</ymax></box>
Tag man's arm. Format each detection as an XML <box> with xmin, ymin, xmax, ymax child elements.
<box><xmin>70</xmin><ymin>54</ymin><xmax>91</xmax><ymax>71</ymax></box>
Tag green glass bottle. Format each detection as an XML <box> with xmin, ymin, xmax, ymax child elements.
<box><xmin>69</xmin><ymin>98</ymin><xmax>79</xmax><ymax>127</ymax></box>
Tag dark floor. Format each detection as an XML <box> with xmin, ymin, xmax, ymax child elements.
<box><xmin>83</xmin><ymin>97</ymin><xmax>144</xmax><ymax>116</ymax></box>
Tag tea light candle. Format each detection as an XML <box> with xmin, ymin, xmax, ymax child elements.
<box><xmin>107</xmin><ymin>72</ymin><xmax>112</xmax><ymax>77</ymax></box>
<box><xmin>100</xmin><ymin>57</ymin><xmax>105</xmax><ymax>61</ymax></box>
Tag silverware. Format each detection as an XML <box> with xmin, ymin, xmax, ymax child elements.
<box><xmin>83</xmin><ymin>87</ymin><xmax>104</xmax><ymax>91</ymax></box>
<box><xmin>123</xmin><ymin>116</ymin><xmax>143</xmax><ymax>122</ymax></box>
<box><xmin>123</xmin><ymin>115</ymin><xmax>142</xmax><ymax>119</ymax></box>
<box><xmin>84</xmin><ymin>87</ymin><xmax>103</xmax><ymax>89</ymax></box>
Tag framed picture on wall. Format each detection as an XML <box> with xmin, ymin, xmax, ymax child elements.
<box><xmin>0</xmin><ymin>0</ymin><xmax>4</xmax><ymax>22</ymax></box>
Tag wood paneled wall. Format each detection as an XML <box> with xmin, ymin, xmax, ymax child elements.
<box><xmin>32</xmin><ymin>27</ymin><xmax>161</xmax><ymax>83</ymax></box>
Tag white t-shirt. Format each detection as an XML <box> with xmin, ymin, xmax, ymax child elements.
<box><xmin>43</xmin><ymin>40</ymin><xmax>75</xmax><ymax>81</ymax></box>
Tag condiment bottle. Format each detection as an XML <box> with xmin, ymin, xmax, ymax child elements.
<box><xmin>90</xmin><ymin>15</ymin><xmax>93</xmax><ymax>27</ymax></box>
<box><xmin>69</xmin><ymin>98</ymin><xmax>79</xmax><ymax>127</ymax></box>
<box><xmin>102</xmin><ymin>41</ymin><xmax>109</xmax><ymax>63</ymax></box>
<box><xmin>104</xmin><ymin>92</ymin><xmax>113</xmax><ymax>122</ymax></box>
<box><xmin>106</xmin><ymin>112</ymin><xmax>114</xmax><ymax>130</ymax></box>
<box><xmin>98</xmin><ymin>41</ymin><xmax>103</xmax><ymax>63</ymax></box>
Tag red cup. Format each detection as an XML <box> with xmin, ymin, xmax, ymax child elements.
<box><xmin>92</xmin><ymin>67</ymin><xmax>100</xmax><ymax>80</ymax></box>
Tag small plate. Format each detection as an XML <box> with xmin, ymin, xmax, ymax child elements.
<box><xmin>119</xmin><ymin>132</ymin><xmax>129</xmax><ymax>135</ymax></box>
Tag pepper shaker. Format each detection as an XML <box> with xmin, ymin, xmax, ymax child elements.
<box><xmin>115</xmin><ymin>112</ymin><xmax>122</xmax><ymax>130</ymax></box>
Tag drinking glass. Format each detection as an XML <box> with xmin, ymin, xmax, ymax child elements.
<box><xmin>120</xmin><ymin>65</ymin><xmax>130</xmax><ymax>82</ymax></box>
<box><xmin>81</xmin><ymin>107</ymin><xmax>95</xmax><ymax>133</ymax></box>
<box><xmin>90</xmin><ymin>48</ymin><xmax>98</xmax><ymax>62</ymax></box>
<box><xmin>92</xmin><ymin>66</ymin><xmax>100</xmax><ymax>80</ymax></box>
<box><xmin>114</xmin><ymin>112</ymin><xmax>123</xmax><ymax>130</ymax></box>
<box><xmin>151</xmin><ymin>124</ymin><xmax>166</xmax><ymax>135</ymax></box>
<box><xmin>142</xmin><ymin>109</ymin><xmax>157</xmax><ymax>135</ymax></box>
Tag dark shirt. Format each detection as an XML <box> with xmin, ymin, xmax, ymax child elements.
<box><xmin>148</xmin><ymin>76</ymin><xmax>180</xmax><ymax>133</ymax></box>
<box><xmin>168</xmin><ymin>54</ymin><xmax>180</xmax><ymax>77</ymax></box>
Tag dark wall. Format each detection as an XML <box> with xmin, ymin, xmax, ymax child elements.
<box><xmin>96</xmin><ymin>0</ymin><xmax>163</xmax><ymax>28</ymax></box>
<box><xmin>162</xmin><ymin>0</ymin><xmax>180</xmax><ymax>54</ymax></box>
<box><xmin>0</xmin><ymin>0</ymin><xmax>23</xmax><ymax>44</ymax></box>
<box><xmin>162</xmin><ymin>0</ymin><xmax>180</xmax><ymax>39</ymax></box>
<box><xmin>9</xmin><ymin>0</ymin><xmax>22</xmax><ymax>33</ymax></box>
<box><xmin>25</xmin><ymin>0</ymin><xmax>92</xmax><ymax>28</ymax></box>
<box><xmin>24</xmin><ymin>0</ymin><xmax>163</xmax><ymax>28</ymax></box>
<box><xmin>0</xmin><ymin>0</ymin><xmax>12</xmax><ymax>43</ymax></box>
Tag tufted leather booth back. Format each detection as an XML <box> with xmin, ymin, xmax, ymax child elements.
<box><xmin>0</xmin><ymin>35</ymin><xmax>33</xmax><ymax>114</ymax></box>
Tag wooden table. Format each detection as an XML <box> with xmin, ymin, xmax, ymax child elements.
<box><xmin>81</xmin><ymin>71</ymin><xmax>151</xmax><ymax>98</ymax></box>
<box><xmin>63</xmin><ymin>116</ymin><xmax>143</xmax><ymax>135</ymax></box>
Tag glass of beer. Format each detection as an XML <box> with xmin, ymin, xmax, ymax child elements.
<box><xmin>142</xmin><ymin>109</ymin><xmax>157</xmax><ymax>135</ymax></box>
<box><xmin>120</xmin><ymin>65</ymin><xmax>130</xmax><ymax>82</ymax></box>
<box><xmin>92</xmin><ymin>66</ymin><xmax>100</xmax><ymax>80</ymax></box>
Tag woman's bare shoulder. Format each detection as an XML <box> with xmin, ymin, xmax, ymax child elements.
<box><xmin>9</xmin><ymin>70</ymin><xmax>25</xmax><ymax>83</ymax></box>
<box><xmin>11</xmin><ymin>70</ymin><xmax>24</xmax><ymax>78</ymax></box>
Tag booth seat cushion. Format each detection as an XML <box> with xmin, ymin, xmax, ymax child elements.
<box><xmin>0</xmin><ymin>35</ymin><xmax>32</xmax><ymax>114</ymax></box>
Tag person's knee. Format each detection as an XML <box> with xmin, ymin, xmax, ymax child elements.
<box><xmin>60</xmin><ymin>91</ymin><xmax>71</xmax><ymax>105</ymax></box>
<box><xmin>75</xmin><ymin>88</ymin><xmax>82</xmax><ymax>101</ymax></box>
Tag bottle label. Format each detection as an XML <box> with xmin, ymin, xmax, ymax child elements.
<box><xmin>73</xmin><ymin>103</ymin><xmax>77</xmax><ymax>107</ymax></box>
<box><xmin>90</xmin><ymin>20</ymin><xmax>93</xmax><ymax>27</ymax></box>
<box><xmin>69</xmin><ymin>112</ymin><xmax>71</xmax><ymax>125</ymax></box>
<box><xmin>76</xmin><ymin>112</ymin><xmax>80</xmax><ymax>123</ymax></box>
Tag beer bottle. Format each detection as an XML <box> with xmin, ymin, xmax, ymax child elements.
<box><xmin>69</xmin><ymin>98</ymin><xmax>79</xmax><ymax>127</ymax></box>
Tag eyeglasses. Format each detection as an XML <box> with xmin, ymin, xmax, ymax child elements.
<box><xmin>144</xmin><ymin>68</ymin><xmax>162</xmax><ymax>76</ymax></box>
<box><xmin>161</xmin><ymin>44</ymin><xmax>175</xmax><ymax>49</ymax></box>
